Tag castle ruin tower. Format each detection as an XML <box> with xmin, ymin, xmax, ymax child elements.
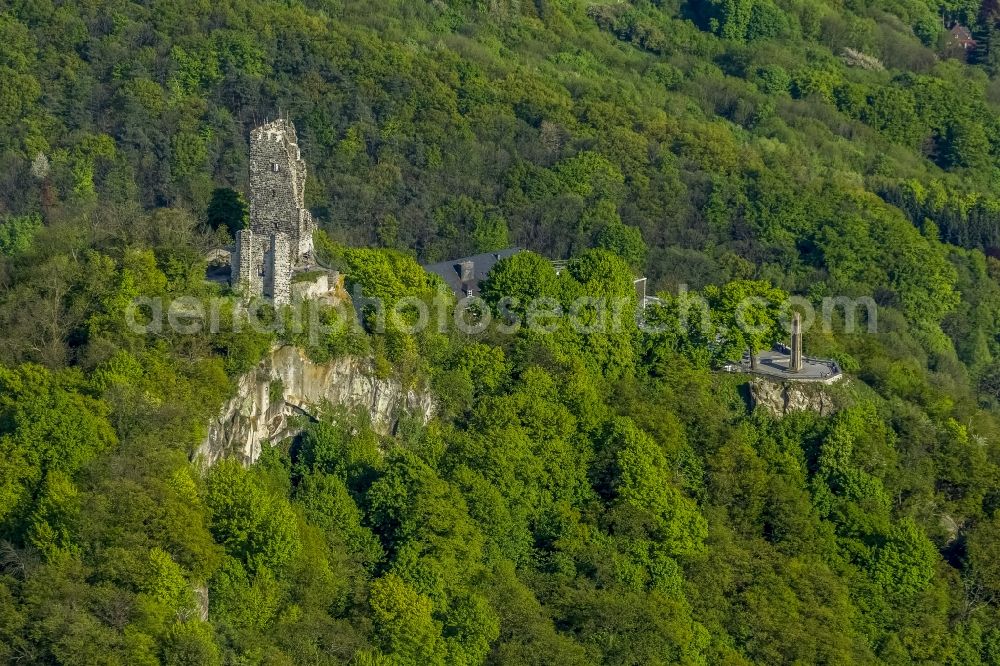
<box><xmin>790</xmin><ymin>312</ymin><xmax>803</xmax><ymax>373</ymax></box>
<box><xmin>248</xmin><ymin>118</ymin><xmax>315</xmax><ymax>263</ymax></box>
<box><xmin>233</xmin><ymin>118</ymin><xmax>316</xmax><ymax>305</ymax></box>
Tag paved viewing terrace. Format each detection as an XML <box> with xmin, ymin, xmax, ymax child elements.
<box><xmin>725</xmin><ymin>345</ymin><xmax>844</xmax><ymax>384</ymax></box>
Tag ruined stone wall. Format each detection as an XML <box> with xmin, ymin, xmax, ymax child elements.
<box><xmin>249</xmin><ymin>121</ymin><xmax>301</xmax><ymax>233</ymax></box>
<box><xmin>233</xmin><ymin>118</ymin><xmax>316</xmax><ymax>300</ymax></box>
<box><xmin>248</xmin><ymin>119</ymin><xmax>314</xmax><ymax>264</ymax></box>
<box><xmin>298</xmin><ymin>209</ymin><xmax>314</xmax><ymax>260</ymax></box>
<box><xmin>233</xmin><ymin>229</ymin><xmax>262</xmax><ymax>297</ymax></box>
<box><xmin>268</xmin><ymin>232</ymin><xmax>291</xmax><ymax>306</ymax></box>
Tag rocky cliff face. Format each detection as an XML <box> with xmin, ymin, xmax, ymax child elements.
<box><xmin>196</xmin><ymin>345</ymin><xmax>435</xmax><ymax>466</ymax></box>
<box><xmin>749</xmin><ymin>377</ymin><xmax>839</xmax><ymax>418</ymax></box>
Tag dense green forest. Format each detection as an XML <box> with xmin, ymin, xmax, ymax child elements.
<box><xmin>2</xmin><ymin>0</ymin><xmax>1000</xmax><ymax>663</ymax></box>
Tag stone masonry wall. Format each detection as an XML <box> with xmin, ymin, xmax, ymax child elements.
<box><xmin>297</xmin><ymin>209</ymin><xmax>314</xmax><ymax>260</ymax></box>
<box><xmin>248</xmin><ymin>119</ymin><xmax>314</xmax><ymax>263</ymax></box>
<box><xmin>233</xmin><ymin>229</ymin><xmax>261</xmax><ymax>297</ymax></box>
<box><xmin>269</xmin><ymin>232</ymin><xmax>291</xmax><ymax>305</ymax></box>
<box><xmin>233</xmin><ymin>118</ymin><xmax>317</xmax><ymax>300</ymax></box>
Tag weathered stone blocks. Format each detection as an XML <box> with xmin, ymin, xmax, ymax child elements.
<box><xmin>233</xmin><ymin>118</ymin><xmax>316</xmax><ymax>304</ymax></box>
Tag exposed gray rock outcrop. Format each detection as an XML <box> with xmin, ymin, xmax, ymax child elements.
<box><xmin>196</xmin><ymin>345</ymin><xmax>434</xmax><ymax>466</ymax></box>
<box><xmin>193</xmin><ymin>584</ymin><xmax>209</xmax><ymax>622</ymax></box>
<box><xmin>939</xmin><ymin>513</ymin><xmax>962</xmax><ymax>546</ymax></box>
<box><xmin>749</xmin><ymin>377</ymin><xmax>838</xmax><ymax>418</ymax></box>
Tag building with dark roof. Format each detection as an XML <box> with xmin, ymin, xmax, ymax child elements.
<box><xmin>950</xmin><ymin>24</ymin><xmax>977</xmax><ymax>50</ymax></box>
<box><xmin>423</xmin><ymin>248</ymin><xmax>521</xmax><ymax>297</ymax></box>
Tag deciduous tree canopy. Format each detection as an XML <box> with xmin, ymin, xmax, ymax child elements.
<box><xmin>0</xmin><ymin>0</ymin><xmax>998</xmax><ymax>663</ymax></box>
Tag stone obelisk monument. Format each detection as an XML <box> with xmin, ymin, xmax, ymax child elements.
<box><xmin>790</xmin><ymin>312</ymin><xmax>803</xmax><ymax>373</ymax></box>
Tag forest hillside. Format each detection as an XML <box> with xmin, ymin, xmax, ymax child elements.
<box><xmin>1</xmin><ymin>0</ymin><xmax>1000</xmax><ymax>663</ymax></box>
